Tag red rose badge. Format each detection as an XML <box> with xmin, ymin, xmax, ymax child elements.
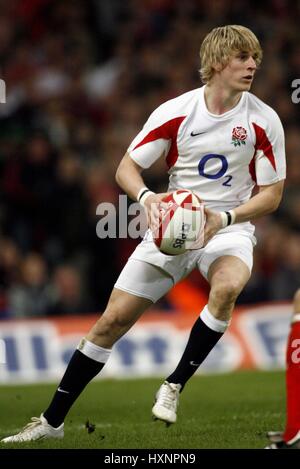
<box><xmin>231</xmin><ymin>126</ymin><xmax>247</xmax><ymax>146</ymax></box>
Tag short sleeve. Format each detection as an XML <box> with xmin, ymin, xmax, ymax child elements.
<box><xmin>253</xmin><ymin>112</ymin><xmax>286</xmax><ymax>185</ymax></box>
<box><xmin>127</xmin><ymin>103</ymin><xmax>186</xmax><ymax>169</ymax></box>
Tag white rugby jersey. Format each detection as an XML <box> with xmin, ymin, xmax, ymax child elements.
<box><xmin>128</xmin><ymin>86</ymin><xmax>286</xmax><ymax>213</ymax></box>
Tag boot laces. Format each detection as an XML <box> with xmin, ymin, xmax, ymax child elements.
<box><xmin>22</xmin><ymin>417</ymin><xmax>43</xmax><ymax>432</ymax></box>
<box><xmin>158</xmin><ymin>382</ymin><xmax>179</xmax><ymax>410</ymax></box>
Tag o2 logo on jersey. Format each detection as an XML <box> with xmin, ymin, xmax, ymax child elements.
<box><xmin>198</xmin><ymin>154</ymin><xmax>232</xmax><ymax>187</ymax></box>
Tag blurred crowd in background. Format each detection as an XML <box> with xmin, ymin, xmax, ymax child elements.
<box><xmin>0</xmin><ymin>0</ymin><xmax>299</xmax><ymax>319</ymax></box>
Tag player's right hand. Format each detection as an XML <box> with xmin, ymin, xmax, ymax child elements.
<box><xmin>143</xmin><ymin>193</ymin><xmax>170</xmax><ymax>232</ymax></box>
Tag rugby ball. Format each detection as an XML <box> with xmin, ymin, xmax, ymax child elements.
<box><xmin>153</xmin><ymin>189</ymin><xmax>205</xmax><ymax>255</ymax></box>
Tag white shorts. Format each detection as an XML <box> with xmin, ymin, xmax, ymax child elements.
<box><xmin>114</xmin><ymin>229</ymin><xmax>256</xmax><ymax>303</ymax></box>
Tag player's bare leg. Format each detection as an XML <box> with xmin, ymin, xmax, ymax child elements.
<box><xmin>1</xmin><ymin>289</ymin><xmax>152</xmax><ymax>443</ymax></box>
<box><xmin>207</xmin><ymin>255</ymin><xmax>251</xmax><ymax>321</ymax></box>
<box><xmin>152</xmin><ymin>255</ymin><xmax>250</xmax><ymax>425</ymax></box>
<box><xmin>86</xmin><ymin>288</ymin><xmax>152</xmax><ymax>348</ymax></box>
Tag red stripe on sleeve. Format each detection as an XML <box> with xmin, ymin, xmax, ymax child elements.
<box><xmin>133</xmin><ymin>116</ymin><xmax>186</xmax><ymax>168</ymax></box>
<box><xmin>252</xmin><ymin>122</ymin><xmax>277</xmax><ymax>171</ymax></box>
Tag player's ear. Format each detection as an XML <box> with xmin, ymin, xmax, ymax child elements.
<box><xmin>214</xmin><ymin>63</ymin><xmax>222</xmax><ymax>72</ymax></box>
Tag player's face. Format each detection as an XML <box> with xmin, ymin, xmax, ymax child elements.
<box><xmin>219</xmin><ymin>51</ymin><xmax>257</xmax><ymax>92</ymax></box>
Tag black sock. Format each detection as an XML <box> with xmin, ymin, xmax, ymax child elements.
<box><xmin>43</xmin><ymin>350</ymin><xmax>105</xmax><ymax>427</ymax></box>
<box><xmin>166</xmin><ymin>317</ymin><xmax>224</xmax><ymax>390</ymax></box>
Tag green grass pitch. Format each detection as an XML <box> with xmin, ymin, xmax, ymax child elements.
<box><xmin>0</xmin><ymin>370</ymin><xmax>285</xmax><ymax>449</ymax></box>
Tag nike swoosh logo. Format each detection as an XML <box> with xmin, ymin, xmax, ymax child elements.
<box><xmin>190</xmin><ymin>131</ymin><xmax>207</xmax><ymax>137</ymax></box>
<box><xmin>57</xmin><ymin>387</ymin><xmax>70</xmax><ymax>394</ymax></box>
<box><xmin>189</xmin><ymin>361</ymin><xmax>200</xmax><ymax>366</ymax></box>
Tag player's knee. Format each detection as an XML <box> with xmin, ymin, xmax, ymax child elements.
<box><xmin>211</xmin><ymin>279</ymin><xmax>242</xmax><ymax>307</ymax></box>
<box><xmin>93</xmin><ymin>302</ymin><xmax>131</xmax><ymax>338</ymax></box>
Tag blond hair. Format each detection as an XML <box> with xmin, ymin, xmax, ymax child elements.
<box><xmin>199</xmin><ymin>25</ymin><xmax>263</xmax><ymax>83</ymax></box>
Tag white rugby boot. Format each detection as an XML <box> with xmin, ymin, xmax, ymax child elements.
<box><xmin>1</xmin><ymin>414</ymin><xmax>64</xmax><ymax>443</ymax></box>
<box><xmin>152</xmin><ymin>381</ymin><xmax>182</xmax><ymax>425</ymax></box>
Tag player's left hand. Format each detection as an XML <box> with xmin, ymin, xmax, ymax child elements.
<box><xmin>203</xmin><ymin>207</ymin><xmax>223</xmax><ymax>245</ymax></box>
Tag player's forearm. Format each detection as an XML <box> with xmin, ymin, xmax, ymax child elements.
<box><xmin>115</xmin><ymin>152</ymin><xmax>150</xmax><ymax>202</ymax></box>
<box><xmin>233</xmin><ymin>181</ymin><xmax>284</xmax><ymax>223</ymax></box>
<box><xmin>234</xmin><ymin>192</ymin><xmax>278</xmax><ymax>223</ymax></box>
